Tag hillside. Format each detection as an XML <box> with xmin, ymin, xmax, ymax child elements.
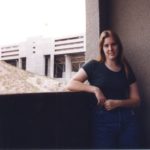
<box><xmin>0</xmin><ymin>61</ymin><xmax>66</xmax><ymax>94</ymax></box>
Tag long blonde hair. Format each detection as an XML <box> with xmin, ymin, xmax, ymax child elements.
<box><xmin>98</xmin><ymin>30</ymin><xmax>130</xmax><ymax>78</ymax></box>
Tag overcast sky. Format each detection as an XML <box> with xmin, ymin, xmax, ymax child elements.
<box><xmin>0</xmin><ymin>0</ymin><xmax>85</xmax><ymax>46</ymax></box>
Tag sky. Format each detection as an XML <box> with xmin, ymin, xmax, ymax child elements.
<box><xmin>0</xmin><ymin>0</ymin><xmax>86</xmax><ymax>46</ymax></box>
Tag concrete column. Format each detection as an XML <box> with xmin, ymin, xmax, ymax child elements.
<box><xmin>17</xmin><ymin>59</ymin><xmax>21</xmax><ymax>68</ymax></box>
<box><xmin>65</xmin><ymin>55</ymin><xmax>72</xmax><ymax>80</ymax></box>
<box><xmin>47</xmin><ymin>56</ymin><xmax>50</xmax><ymax>76</ymax></box>
<box><xmin>85</xmin><ymin>0</ymin><xmax>100</xmax><ymax>61</ymax></box>
<box><xmin>50</xmin><ymin>54</ymin><xmax>54</xmax><ymax>78</ymax></box>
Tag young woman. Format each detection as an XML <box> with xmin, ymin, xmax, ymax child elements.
<box><xmin>66</xmin><ymin>30</ymin><xmax>141</xmax><ymax>148</ymax></box>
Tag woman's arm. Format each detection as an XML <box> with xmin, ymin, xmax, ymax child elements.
<box><xmin>66</xmin><ymin>68</ymin><xmax>106</xmax><ymax>105</ymax></box>
<box><xmin>104</xmin><ymin>82</ymin><xmax>141</xmax><ymax>111</ymax></box>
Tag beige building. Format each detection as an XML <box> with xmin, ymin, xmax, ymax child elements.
<box><xmin>0</xmin><ymin>34</ymin><xmax>85</xmax><ymax>83</ymax></box>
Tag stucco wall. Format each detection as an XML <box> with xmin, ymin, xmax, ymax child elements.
<box><xmin>109</xmin><ymin>0</ymin><xmax>150</xmax><ymax>147</ymax></box>
<box><xmin>109</xmin><ymin>0</ymin><xmax>150</xmax><ymax>101</ymax></box>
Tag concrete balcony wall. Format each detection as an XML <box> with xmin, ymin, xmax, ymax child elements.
<box><xmin>85</xmin><ymin>0</ymin><xmax>100</xmax><ymax>61</ymax></box>
<box><xmin>0</xmin><ymin>92</ymin><xmax>148</xmax><ymax>148</ymax></box>
<box><xmin>0</xmin><ymin>92</ymin><xmax>95</xmax><ymax>148</ymax></box>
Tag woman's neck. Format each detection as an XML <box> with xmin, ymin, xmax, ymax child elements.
<box><xmin>105</xmin><ymin>60</ymin><xmax>121</xmax><ymax>72</ymax></box>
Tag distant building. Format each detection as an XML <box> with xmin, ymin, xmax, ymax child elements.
<box><xmin>0</xmin><ymin>34</ymin><xmax>85</xmax><ymax>82</ymax></box>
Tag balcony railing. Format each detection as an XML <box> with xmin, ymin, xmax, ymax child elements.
<box><xmin>0</xmin><ymin>92</ymin><xmax>148</xmax><ymax>148</ymax></box>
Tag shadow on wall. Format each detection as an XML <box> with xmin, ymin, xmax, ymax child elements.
<box><xmin>0</xmin><ymin>92</ymin><xmax>149</xmax><ymax>148</ymax></box>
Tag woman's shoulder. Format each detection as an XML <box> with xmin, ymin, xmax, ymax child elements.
<box><xmin>82</xmin><ymin>59</ymin><xmax>104</xmax><ymax>72</ymax></box>
<box><xmin>82</xmin><ymin>59</ymin><xmax>103</xmax><ymax>77</ymax></box>
<box><xmin>85</xmin><ymin>59</ymin><xmax>103</xmax><ymax>65</ymax></box>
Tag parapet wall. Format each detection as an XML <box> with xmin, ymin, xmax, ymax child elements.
<box><xmin>0</xmin><ymin>92</ymin><xmax>148</xmax><ymax>148</ymax></box>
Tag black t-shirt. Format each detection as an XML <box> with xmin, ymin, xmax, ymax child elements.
<box><xmin>82</xmin><ymin>60</ymin><xmax>136</xmax><ymax>100</ymax></box>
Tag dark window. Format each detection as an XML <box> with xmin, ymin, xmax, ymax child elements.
<box><xmin>45</xmin><ymin>55</ymin><xmax>50</xmax><ymax>76</ymax></box>
<box><xmin>5</xmin><ymin>59</ymin><xmax>18</xmax><ymax>66</ymax></box>
<box><xmin>21</xmin><ymin>57</ymin><xmax>26</xmax><ymax>70</ymax></box>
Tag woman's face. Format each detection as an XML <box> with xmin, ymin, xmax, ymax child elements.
<box><xmin>103</xmin><ymin>36</ymin><xmax>119</xmax><ymax>61</ymax></box>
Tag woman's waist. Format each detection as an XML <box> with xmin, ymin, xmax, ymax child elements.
<box><xmin>94</xmin><ymin>104</ymin><xmax>134</xmax><ymax>113</ymax></box>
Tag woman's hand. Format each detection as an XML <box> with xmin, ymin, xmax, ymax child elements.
<box><xmin>93</xmin><ymin>87</ymin><xmax>106</xmax><ymax>106</ymax></box>
<box><xmin>104</xmin><ymin>100</ymin><xmax>120</xmax><ymax>111</ymax></box>
<box><xmin>104</xmin><ymin>82</ymin><xmax>141</xmax><ymax>110</ymax></box>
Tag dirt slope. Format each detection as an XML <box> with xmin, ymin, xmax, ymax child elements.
<box><xmin>0</xmin><ymin>61</ymin><xmax>65</xmax><ymax>94</ymax></box>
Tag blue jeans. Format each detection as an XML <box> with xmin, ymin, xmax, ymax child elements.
<box><xmin>92</xmin><ymin>106</ymin><xmax>140</xmax><ymax>149</ymax></box>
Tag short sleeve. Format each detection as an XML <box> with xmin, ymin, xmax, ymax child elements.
<box><xmin>128</xmin><ymin>66</ymin><xmax>136</xmax><ymax>85</ymax></box>
<box><xmin>82</xmin><ymin>60</ymin><xmax>95</xmax><ymax>79</ymax></box>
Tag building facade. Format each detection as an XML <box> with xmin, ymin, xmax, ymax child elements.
<box><xmin>0</xmin><ymin>34</ymin><xmax>85</xmax><ymax>82</ymax></box>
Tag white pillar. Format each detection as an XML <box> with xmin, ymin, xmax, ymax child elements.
<box><xmin>17</xmin><ymin>59</ymin><xmax>21</xmax><ymax>68</ymax></box>
<box><xmin>65</xmin><ymin>55</ymin><xmax>72</xmax><ymax>80</ymax></box>
<box><xmin>47</xmin><ymin>56</ymin><xmax>50</xmax><ymax>76</ymax></box>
